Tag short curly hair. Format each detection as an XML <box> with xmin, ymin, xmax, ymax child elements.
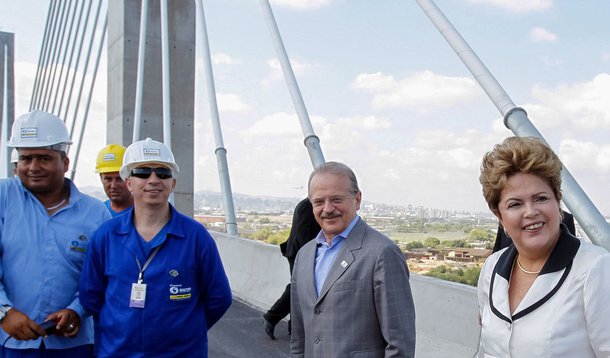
<box><xmin>479</xmin><ymin>136</ymin><xmax>563</xmax><ymax>212</ymax></box>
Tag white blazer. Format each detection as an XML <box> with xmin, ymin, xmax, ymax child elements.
<box><xmin>477</xmin><ymin>227</ymin><xmax>610</xmax><ymax>357</ymax></box>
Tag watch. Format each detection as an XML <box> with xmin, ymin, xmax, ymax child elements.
<box><xmin>0</xmin><ymin>305</ymin><xmax>12</xmax><ymax>323</ymax></box>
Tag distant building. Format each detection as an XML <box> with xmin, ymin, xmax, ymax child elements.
<box><xmin>195</xmin><ymin>215</ymin><xmax>225</xmax><ymax>224</ymax></box>
<box><xmin>406</xmin><ymin>247</ymin><xmax>491</xmax><ymax>263</ymax></box>
<box><xmin>194</xmin><ymin>214</ymin><xmax>246</xmax><ymax>226</ymax></box>
<box><xmin>405</xmin><ymin>248</ymin><xmax>444</xmax><ymax>261</ymax></box>
<box><xmin>445</xmin><ymin>248</ymin><xmax>491</xmax><ymax>263</ymax></box>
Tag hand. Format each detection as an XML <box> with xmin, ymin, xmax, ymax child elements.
<box><xmin>0</xmin><ymin>308</ymin><xmax>46</xmax><ymax>340</ymax></box>
<box><xmin>45</xmin><ymin>309</ymin><xmax>81</xmax><ymax>338</ymax></box>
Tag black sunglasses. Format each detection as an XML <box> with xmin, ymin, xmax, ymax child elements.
<box><xmin>130</xmin><ymin>167</ymin><xmax>173</xmax><ymax>180</ymax></box>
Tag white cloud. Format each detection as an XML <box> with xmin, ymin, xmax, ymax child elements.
<box><xmin>242</xmin><ymin>112</ymin><xmax>306</xmax><ymax>137</ymax></box>
<box><xmin>212</xmin><ymin>53</ymin><xmax>240</xmax><ymax>65</ymax></box>
<box><xmin>13</xmin><ymin>61</ymin><xmax>38</xmax><ymax>114</ymax></box>
<box><xmin>336</xmin><ymin>115</ymin><xmax>391</xmax><ymax>130</ymax></box>
<box><xmin>217</xmin><ymin>93</ymin><xmax>251</xmax><ymax>112</ymax></box>
<box><xmin>348</xmin><ymin>129</ymin><xmax>504</xmax><ymax>211</ymax></box>
<box><xmin>527</xmin><ymin>73</ymin><xmax>610</xmax><ymax>131</ymax></box>
<box><xmin>352</xmin><ymin>71</ymin><xmax>480</xmax><ymax>110</ymax></box>
<box><xmin>270</xmin><ymin>0</ymin><xmax>334</xmax><ymax>10</ymax></box>
<box><xmin>241</xmin><ymin>113</ymin><xmax>391</xmax><ymax>140</ymax></box>
<box><xmin>261</xmin><ymin>58</ymin><xmax>312</xmax><ymax>86</ymax></box>
<box><xmin>530</xmin><ymin>27</ymin><xmax>558</xmax><ymax>42</ymax></box>
<box><xmin>466</xmin><ymin>0</ymin><xmax>553</xmax><ymax>13</ymax></box>
<box><xmin>226</xmin><ymin>113</ymin><xmax>504</xmax><ymax>211</ymax></box>
<box><xmin>559</xmin><ymin>140</ymin><xmax>610</xmax><ymax>173</ymax></box>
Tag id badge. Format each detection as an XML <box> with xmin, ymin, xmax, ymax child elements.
<box><xmin>130</xmin><ymin>282</ymin><xmax>147</xmax><ymax>308</ymax></box>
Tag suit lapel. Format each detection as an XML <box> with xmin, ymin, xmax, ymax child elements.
<box><xmin>299</xmin><ymin>241</ymin><xmax>319</xmax><ymax>300</ymax></box>
<box><xmin>315</xmin><ymin>219</ymin><xmax>366</xmax><ymax>304</ymax></box>
<box><xmin>489</xmin><ymin>229</ymin><xmax>580</xmax><ymax>322</ymax></box>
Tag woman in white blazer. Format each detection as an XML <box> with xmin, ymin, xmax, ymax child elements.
<box><xmin>476</xmin><ymin>136</ymin><xmax>610</xmax><ymax>357</ymax></box>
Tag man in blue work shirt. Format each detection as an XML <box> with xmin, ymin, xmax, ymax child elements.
<box><xmin>80</xmin><ymin>138</ymin><xmax>232</xmax><ymax>357</ymax></box>
<box><xmin>0</xmin><ymin>111</ymin><xmax>110</xmax><ymax>357</ymax></box>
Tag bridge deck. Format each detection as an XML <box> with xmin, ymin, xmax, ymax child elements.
<box><xmin>209</xmin><ymin>299</ymin><xmax>290</xmax><ymax>357</ymax></box>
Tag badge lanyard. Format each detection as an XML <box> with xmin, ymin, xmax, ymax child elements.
<box><xmin>130</xmin><ymin>246</ymin><xmax>162</xmax><ymax>308</ymax></box>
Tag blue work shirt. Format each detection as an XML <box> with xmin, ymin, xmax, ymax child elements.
<box><xmin>79</xmin><ymin>205</ymin><xmax>232</xmax><ymax>358</ymax></box>
<box><xmin>0</xmin><ymin>177</ymin><xmax>111</xmax><ymax>349</ymax></box>
<box><xmin>314</xmin><ymin>215</ymin><xmax>360</xmax><ymax>295</ymax></box>
<box><xmin>103</xmin><ymin>199</ymin><xmax>131</xmax><ymax>217</ymax></box>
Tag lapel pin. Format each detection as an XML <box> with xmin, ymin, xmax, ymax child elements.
<box><xmin>341</xmin><ymin>261</ymin><xmax>348</xmax><ymax>268</ymax></box>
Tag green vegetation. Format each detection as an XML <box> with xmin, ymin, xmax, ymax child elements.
<box><xmin>250</xmin><ymin>227</ymin><xmax>272</xmax><ymax>241</ymax></box>
<box><xmin>441</xmin><ymin>239</ymin><xmax>467</xmax><ymax>248</ymax></box>
<box><xmin>424</xmin><ymin>265</ymin><xmax>481</xmax><ymax>286</ymax></box>
<box><xmin>423</xmin><ymin>237</ymin><xmax>440</xmax><ymax>248</ymax></box>
<box><xmin>404</xmin><ymin>241</ymin><xmax>424</xmax><ymax>250</ymax></box>
<box><xmin>266</xmin><ymin>229</ymin><xmax>290</xmax><ymax>245</ymax></box>
<box><xmin>467</xmin><ymin>227</ymin><xmax>493</xmax><ymax>241</ymax></box>
<box><xmin>394</xmin><ymin>226</ymin><xmax>495</xmax><ymax>250</ymax></box>
<box><xmin>247</xmin><ymin>227</ymin><xmax>290</xmax><ymax>245</ymax></box>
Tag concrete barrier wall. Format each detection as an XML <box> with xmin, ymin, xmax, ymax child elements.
<box><xmin>212</xmin><ymin>232</ymin><xmax>480</xmax><ymax>357</ymax></box>
<box><xmin>213</xmin><ymin>232</ymin><xmax>291</xmax><ymax>310</ymax></box>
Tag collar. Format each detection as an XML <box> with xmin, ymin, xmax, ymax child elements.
<box><xmin>315</xmin><ymin>215</ymin><xmax>360</xmax><ymax>246</ymax></box>
<box><xmin>19</xmin><ymin>178</ymin><xmax>79</xmax><ymax>208</ymax></box>
<box><xmin>495</xmin><ymin>224</ymin><xmax>580</xmax><ymax>281</ymax></box>
<box><xmin>490</xmin><ymin>224</ymin><xmax>580</xmax><ymax>322</ymax></box>
<box><xmin>115</xmin><ymin>203</ymin><xmax>185</xmax><ymax>240</ymax></box>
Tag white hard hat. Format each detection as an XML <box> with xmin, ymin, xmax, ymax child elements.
<box><xmin>10</xmin><ymin>149</ymin><xmax>18</xmax><ymax>164</ymax></box>
<box><xmin>7</xmin><ymin>110</ymin><xmax>72</xmax><ymax>151</ymax></box>
<box><xmin>120</xmin><ymin>137</ymin><xmax>180</xmax><ymax>180</ymax></box>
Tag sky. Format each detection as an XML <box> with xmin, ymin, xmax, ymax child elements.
<box><xmin>1</xmin><ymin>0</ymin><xmax>609</xmax><ymax>215</ymax></box>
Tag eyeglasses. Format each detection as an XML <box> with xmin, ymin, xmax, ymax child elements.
<box><xmin>130</xmin><ymin>167</ymin><xmax>173</xmax><ymax>180</ymax></box>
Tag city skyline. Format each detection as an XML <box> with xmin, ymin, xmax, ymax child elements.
<box><xmin>1</xmin><ymin>0</ymin><xmax>609</xmax><ymax>215</ymax></box>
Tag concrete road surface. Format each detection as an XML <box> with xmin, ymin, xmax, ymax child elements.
<box><xmin>209</xmin><ymin>299</ymin><xmax>290</xmax><ymax>357</ymax></box>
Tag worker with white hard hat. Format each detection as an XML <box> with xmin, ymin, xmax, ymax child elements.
<box><xmin>95</xmin><ymin>144</ymin><xmax>133</xmax><ymax>217</ymax></box>
<box><xmin>80</xmin><ymin>138</ymin><xmax>232</xmax><ymax>358</ymax></box>
<box><xmin>0</xmin><ymin>110</ymin><xmax>110</xmax><ymax>357</ymax></box>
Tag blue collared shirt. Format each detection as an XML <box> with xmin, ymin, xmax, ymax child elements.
<box><xmin>314</xmin><ymin>215</ymin><xmax>360</xmax><ymax>295</ymax></box>
<box><xmin>0</xmin><ymin>177</ymin><xmax>111</xmax><ymax>349</ymax></box>
<box><xmin>104</xmin><ymin>199</ymin><xmax>132</xmax><ymax>217</ymax></box>
<box><xmin>80</xmin><ymin>205</ymin><xmax>232</xmax><ymax>358</ymax></box>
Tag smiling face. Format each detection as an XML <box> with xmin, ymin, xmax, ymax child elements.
<box><xmin>16</xmin><ymin>148</ymin><xmax>68</xmax><ymax>194</ymax></box>
<box><xmin>495</xmin><ymin>172</ymin><xmax>562</xmax><ymax>259</ymax></box>
<box><xmin>125</xmin><ymin>164</ymin><xmax>176</xmax><ymax>208</ymax></box>
<box><xmin>309</xmin><ymin>172</ymin><xmax>361</xmax><ymax>242</ymax></box>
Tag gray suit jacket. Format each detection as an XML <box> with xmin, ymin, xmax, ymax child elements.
<box><xmin>290</xmin><ymin>218</ymin><xmax>416</xmax><ymax>358</ymax></box>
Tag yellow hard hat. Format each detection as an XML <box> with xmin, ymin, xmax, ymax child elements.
<box><xmin>96</xmin><ymin>144</ymin><xmax>126</xmax><ymax>173</ymax></box>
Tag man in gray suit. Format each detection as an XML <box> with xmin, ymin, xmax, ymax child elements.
<box><xmin>290</xmin><ymin>162</ymin><xmax>416</xmax><ymax>358</ymax></box>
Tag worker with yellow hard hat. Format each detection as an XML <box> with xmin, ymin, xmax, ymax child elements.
<box><xmin>95</xmin><ymin>144</ymin><xmax>133</xmax><ymax>217</ymax></box>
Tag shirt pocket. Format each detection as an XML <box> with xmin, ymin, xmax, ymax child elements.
<box><xmin>165</xmin><ymin>268</ymin><xmax>197</xmax><ymax>304</ymax></box>
<box><xmin>64</xmin><ymin>234</ymin><xmax>89</xmax><ymax>267</ymax></box>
